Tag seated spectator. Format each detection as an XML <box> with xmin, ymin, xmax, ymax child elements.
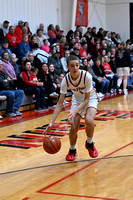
<box><xmin>36</xmin><ymin>28</ymin><xmax>46</xmax><ymax>47</ymax></box>
<box><xmin>104</xmin><ymin>32</ymin><xmax>115</xmax><ymax>49</ymax></box>
<box><xmin>70</xmin><ymin>47</ymin><xmax>81</xmax><ymax>60</ymax></box>
<box><xmin>23</xmin><ymin>22</ymin><xmax>32</xmax><ymax>39</ymax></box>
<box><xmin>0</xmin><ymin>60</ymin><xmax>24</xmax><ymax>117</ymax></box>
<box><xmin>39</xmin><ymin>23</ymin><xmax>49</xmax><ymax>39</ymax></box>
<box><xmin>17</xmin><ymin>34</ymin><xmax>31</xmax><ymax>63</ymax></box>
<box><xmin>26</xmin><ymin>52</ymin><xmax>35</xmax><ymax>67</ymax></box>
<box><xmin>32</xmin><ymin>43</ymin><xmax>49</xmax><ymax>69</ymax></box>
<box><xmin>48</xmin><ymin>48</ymin><xmax>64</xmax><ymax>77</ymax></box>
<box><xmin>47</xmin><ymin>24</ymin><xmax>58</xmax><ymax>45</ymax></box>
<box><xmin>0</xmin><ymin>39</ymin><xmax>12</xmax><ymax>58</ymax></box>
<box><xmin>41</xmin><ymin>39</ymin><xmax>50</xmax><ymax>53</ymax></box>
<box><xmin>14</xmin><ymin>20</ymin><xmax>24</xmax><ymax>44</ymax></box>
<box><xmin>102</xmin><ymin>55</ymin><xmax>117</xmax><ymax>92</ymax></box>
<box><xmin>10</xmin><ymin>53</ymin><xmax>20</xmax><ymax>78</ymax></box>
<box><xmin>1</xmin><ymin>51</ymin><xmax>16</xmax><ymax>80</ymax></box>
<box><xmin>93</xmin><ymin>58</ymin><xmax>110</xmax><ymax>95</ymax></box>
<box><xmin>0</xmin><ymin>95</ymin><xmax>7</xmax><ymax>119</ymax></box>
<box><xmin>66</xmin><ymin>29</ymin><xmax>74</xmax><ymax>43</ymax></box>
<box><xmin>48</xmin><ymin>63</ymin><xmax>61</xmax><ymax>95</ymax></box>
<box><xmin>29</xmin><ymin>34</ymin><xmax>39</xmax><ymax>50</ymax></box>
<box><xmin>115</xmin><ymin>33</ymin><xmax>122</xmax><ymax>45</ymax></box>
<box><xmin>55</xmin><ymin>24</ymin><xmax>64</xmax><ymax>40</ymax></box>
<box><xmin>1</xmin><ymin>20</ymin><xmax>9</xmax><ymax>36</ymax></box>
<box><xmin>79</xmin><ymin>42</ymin><xmax>90</xmax><ymax>59</ymax></box>
<box><xmin>19</xmin><ymin>60</ymin><xmax>46</xmax><ymax>110</ymax></box>
<box><xmin>0</xmin><ymin>28</ymin><xmax>4</xmax><ymax>46</ymax></box>
<box><xmin>91</xmin><ymin>43</ymin><xmax>101</xmax><ymax>60</ymax></box>
<box><xmin>127</xmin><ymin>67</ymin><xmax>133</xmax><ymax>90</ymax></box>
<box><xmin>97</xmin><ymin>28</ymin><xmax>104</xmax><ymax>41</ymax></box>
<box><xmin>5</xmin><ymin>26</ymin><xmax>18</xmax><ymax>53</ymax></box>
<box><xmin>37</xmin><ymin>62</ymin><xmax>58</xmax><ymax>107</ymax></box>
<box><xmin>61</xmin><ymin>50</ymin><xmax>70</xmax><ymax>74</ymax></box>
<box><xmin>29</xmin><ymin>67</ymin><xmax>39</xmax><ymax>83</ymax></box>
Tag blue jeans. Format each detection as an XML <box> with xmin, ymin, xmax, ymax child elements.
<box><xmin>0</xmin><ymin>89</ymin><xmax>24</xmax><ymax>113</ymax></box>
<box><xmin>127</xmin><ymin>74</ymin><xmax>133</xmax><ymax>86</ymax></box>
<box><xmin>100</xmin><ymin>79</ymin><xmax>110</xmax><ymax>93</ymax></box>
<box><xmin>25</xmin><ymin>86</ymin><xmax>45</xmax><ymax>109</ymax></box>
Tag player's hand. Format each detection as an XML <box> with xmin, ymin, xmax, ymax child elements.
<box><xmin>43</xmin><ymin>123</ymin><xmax>52</xmax><ymax>135</ymax></box>
<box><xmin>67</xmin><ymin>110</ymin><xmax>76</xmax><ymax>124</ymax></box>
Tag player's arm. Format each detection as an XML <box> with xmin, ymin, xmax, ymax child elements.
<box><xmin>44</xmin><ymin>93</ymin><xmax>65</xmax><ymax>134</ymax></box>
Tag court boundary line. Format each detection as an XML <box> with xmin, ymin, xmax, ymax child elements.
<box><xmin>0</xmin><ymin>154</ymin><xmax>133</xmax><ymax>176</ymax></box>
<box><xmin>36</xmin><ymin>142</ymin><xmax>132</xmax><ymax>194</ymax></box>
<box><xmin>43</xmin><ymin>191</ymin><xmax>119</xmax><ymax>200</ymax></box>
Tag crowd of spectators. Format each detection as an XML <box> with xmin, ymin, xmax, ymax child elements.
<box><xmin>0</xmin><ymin>19</ymin><xmax>133</xmax><ymax>119</ymax></box>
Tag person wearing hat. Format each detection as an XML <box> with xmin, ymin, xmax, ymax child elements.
<box><xmin>14</xmin><ymin>20</ymin><xmax>24</xmax><ymax>43</ymax></box>
<box><xmin>1</xmin><ymin>20</ymin><xmax>9</xmax><ymax>36</ymax></box>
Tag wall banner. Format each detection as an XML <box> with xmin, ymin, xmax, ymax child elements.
<box><xmin>75</xmin><ymin>0</ymin><xmax>88</xmax><ymax>27</ymax></box>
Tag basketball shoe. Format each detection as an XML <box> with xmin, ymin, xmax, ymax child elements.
<box><xmin>85</xmin><ymin>141</ymin><xmax>98</xmax><ymax>158</ymax></box>
<box><xmin>66</xmin><ymin>149</ymin><xmax>77</xmax><ymax>161</ymax></box>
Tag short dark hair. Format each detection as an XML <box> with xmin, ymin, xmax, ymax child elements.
<box><xmin>67</xmin><ymin>55</ymin><xmax>80</xmax><ymax>65</ymax></box>
<box><xmin>30</xmin><ymin>67</ymin><xmax>39</xmax><ymax>73</ymax></box>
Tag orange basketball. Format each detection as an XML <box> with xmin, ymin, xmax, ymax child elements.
<box><xmin>43</xmin><ymin>136</ymin><xmax>61</xmax><ymax>154</ymax></box>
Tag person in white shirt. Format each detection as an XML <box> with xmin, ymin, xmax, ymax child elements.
<box><xmin>44</xmin><ymin>55</ymin><xmax>98</xmax><ymax>161</ymax></box>
<box><xmin>60</xmin><ymin>50</ymin><xmax>70</xmax><ymax>74</ymax></box>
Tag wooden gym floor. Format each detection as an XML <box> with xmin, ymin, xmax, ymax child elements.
<box><xmin>0</xmin><ymin>92</ymin><xmax>133</xmax><ymax>200</ymax></box>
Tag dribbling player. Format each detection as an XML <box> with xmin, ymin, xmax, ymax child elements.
<box><xmin>45</xmin><ymin>55</ymin><xmax>98</xmax><ymax>161</ymax></box>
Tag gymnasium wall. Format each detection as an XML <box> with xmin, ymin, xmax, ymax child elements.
<box><xmin>0</xmin><ymin>0</ymin><xmax>131</xmax><ymax>41</ymax></box>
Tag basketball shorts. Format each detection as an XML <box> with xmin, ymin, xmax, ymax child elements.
<box><xmin>71</xmin><ymin>96</ymin><xmax>98</xmax><ymax>119</ymax></box>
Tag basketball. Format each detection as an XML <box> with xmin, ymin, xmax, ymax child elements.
<box><xmin>43</xmin><ymin>136</ymin><xmax>61</xmax><ymax>154</ymax></box>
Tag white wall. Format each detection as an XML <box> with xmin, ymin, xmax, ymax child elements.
<box><xmin>0</xmin><ymin>0</ymin><xmax>132</xmax><ymax>42</ymax></box>
<box><xmin>105</xmin><ymin>0</ymin><xmax>130</xmax><ymax>41</ymax></box>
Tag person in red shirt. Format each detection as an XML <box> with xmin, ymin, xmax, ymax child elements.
<box><xmin>79</xmin><ymin>42</ymin><xmax>90</xmax><ymax>59</ymax></box>
<box><xmin>5</xmin><ymin>26</ymin><xmax>18</xmax><ymax>53</ymax></box>
<box><xmin>47</xmin><ymin>24</ymin><xmax>58</xmax><ymax>45</ymax></box>
<box><xmin>14</xmin><ymin>20</ymin><xmax>23</xmax><ymax>44</ymax></box>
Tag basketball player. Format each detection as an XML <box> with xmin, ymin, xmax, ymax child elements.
<box><xmin>44</xmin><ymin>55</ymin><xmax>98</xmax><ymax>161</ymax></box>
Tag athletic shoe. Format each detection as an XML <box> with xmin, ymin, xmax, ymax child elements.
<box><xmin>97</xmin><ymin>92</ymin><xmax>104</xmax><ymax>97</ymax></box>
<box><xmin>123</xmin><ymin>89</ymin><xmax>128</xmax><ymax>95</ymax></box>
<box><xmin>85</xmin><ymin>141</ymin><xmax>98</xmax><ymax>158</ymax></box>
<box><xmin>116</xmin><ymin>86</ymin><xmax>120</xmax><ymax>94</ymax></box>
<box><xmin>50</xmin><ymin>92</ymin><xmax>59</xmax><ymax>98</ymax></box>
<box><xmin>5</xmin><ymin>112</ymin><xmax>16</xmax><ymax>117</ymax></box>
<box><xmin>0</xmin><ymin>115</ymin><xmax>3</xmax><ymax>119</ymax></box>
<box><xmin>66</xmin><ymin>149</ymin><xmax>77</xmax><ymax>161</ymax></box>
<box><xmin>0</xmin><ymin>95</ymin><xmax>7</xmax><ymax>101</ymax></box>
<box><xmin>14</xmin><ymin>110</ymin><xmax>22</xmax><ymax>116</ymax></box>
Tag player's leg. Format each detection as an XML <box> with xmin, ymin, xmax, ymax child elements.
<box><xmin>66</xmin><ymin>114</ymin><xmax>81</xmax><ymax>161</ymax></box>
<box><xmin>85</xmin><ymin>107</ymin><xmax>98</xmax><ymax>158</ymax></box>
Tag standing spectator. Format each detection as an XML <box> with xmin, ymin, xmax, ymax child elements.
<box><xmin>17</xmin><ymin>34</ymin><xmax>31</xmax><ymax>63</ymax></box>
<box><xmin>115</xmin><ymin>42</ymin><xmax>131</xmax><ymax>95</ymax></box>
<box><xmin>0</xmin><ymin>39</ymin><xmax>12</xmax><ymax>58</ymax></box>
<box><xmin>19</xmin><ymin>60</ymin><xmax>46</xmax><ymax>110</ymax></box>
<box><xmin>5</xmin><ymin>26</ymin><xmax>18</xmax><ymax>54</ymax></box>
<box><xmin>14</xmin><ymin>20</ymin><xmax>24</xmax><ymax>44</ymax></box>
<box><xmin>48</xmin><ymin>49</ymin><xmax>64</xmax><ymax>77</ymax></box>
<box><xmin>0</xmin><ymin>60</ymin><xmax>24</xmax><ymax>117</ymax></box>
<box><xmin>61</xmin><ymin>50</ymin><xmax>70</xmax><ymax>74</ymax></box>
<box><xmin>1</xmin><ymin>20</ymin><xmax>9</xmax><ymax>36</ymax></box>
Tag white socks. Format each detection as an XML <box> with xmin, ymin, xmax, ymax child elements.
<box><xmin>70</xmin><ymin>144</ymin><xmax>76</xmax><ymax>150</ymax></box>
<box><xmin>87</xmin><ymin>137</ymin><xmax>93</xmax><ymax>144</ymax></box>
